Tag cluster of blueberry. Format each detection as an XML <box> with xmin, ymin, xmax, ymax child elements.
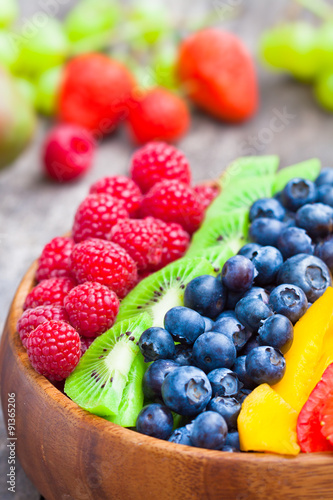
<box><xmin>135</xmin><ymin>172</ymin><xmax>333</xmax><ymax>451</ymax></box>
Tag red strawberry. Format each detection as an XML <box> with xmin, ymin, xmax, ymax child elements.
<box><xmin>127</xmin><ymin>87</ymin><xmax>190</xmax><ymax>144</ymax></box>
<box><xmin>177</xmin><ymin>29</ymin><xmax>258</xmax><ymax>122</ymax></box>
<box><xmin>297</xmin><ymin>363</ymin><xmax>333</xmax><ymax>453</ymax></box>
<box><xmin>319</xmin><ymin>367</ymin><xmax>333</xmax><ymax>446</ymax></box>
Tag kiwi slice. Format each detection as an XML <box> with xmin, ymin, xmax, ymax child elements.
<box><xmin>219</xmin><ymin>155</ymin><xmax>280</xmax><ymax>188</ymax></box>
<box><xmin>116</xmin><ymin>257</ymin><xmax>214</xmax><ymax>326</ymax></box>
<box><xmin>190</xmin><ymin>245</ymin><xmax>236</xmax><ymax>275</ymax></box>
<box><xmin>273</xmin><ymin>158</ymin><xmax>321</xmax><ymax>194</ymax></box>
<box><xmin>64</xmin><ymin>313</ymin><xmax>152</xmax><ymax>416</ymax></box>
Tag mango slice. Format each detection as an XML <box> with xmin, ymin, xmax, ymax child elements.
<box><xmin>272</xmin><ymin>287</ymin><xmax>333</xmax><ymax>413</ymax></box>
<box><xmin>238</xmin><ymin>384</ymin><xmax>300</xmax><ymax>455</ymax></box>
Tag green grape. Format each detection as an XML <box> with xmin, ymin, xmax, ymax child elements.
<box><xmin>153</xmin><ymin>43</ymin><xmax>178</xmax><ymax>90</ymax></box>
<box><xmin>126</xmin><ymin>3</ymin><xmax>172</xmax><ymax>47</ymax></box>
<box><xmin>35</xmin><ymin>66</ymin><xmax>63</xmax><ymax>116</ymax></box>
<box><xmin>13</xmin><ymin>18</ymin><xmax>68</xmax><ymax>77</ymax></box>
<box><xmin>314</xmin><ymin>71</ymin><xmax>333</xmax><ymax>112</ymax></box>
<box><xmin>0</xmin><ymin>30</ymin><xmax>18</xmax><ymax>69</ymax></box>
<box><xmin>14</xmin><ymin>77</ymin><xmax>36</xmax><ymax>106</ymax></box>
<box><xmin>316</xmin><ymin>22</ymin><xmax>333</xmax><ymax>73</ymax></box>
<box><xmin>0</xmin><ymin>0</ymin><xmax>18</xmax><ymax>29</ymax></box>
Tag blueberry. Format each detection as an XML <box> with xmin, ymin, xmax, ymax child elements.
<box><xmin>207</xmin><ymin>396</ymin><xmax>242</xmax><ymax>430</ymax></box>
<box><xmin>296</xmin><ymin>203</ymin><xmax>333</xmax><ymax>240</ymax></box>
<box><xmin>212</xmin><ymin>316</ymin><xmax>251</xmax><ymax>351</ymax></box>
<box><xmin>236</xmin><ymin>388</ymin><xmax>253</xmax><ymax>404</ymax></box>
<box><xmin>139</xmin><ymin>327</ymin><xmax>175</xmax><ymax>362</ymax></box>
<box><xmin>232</xmin><ymin>355</ymin><xmax>257</xmax><ymax>389</ymax></box>
<box><xmin>202</xmin><ymin>316</ymin><xmax>214</xmax><ymax>332</ymax></box>
<box><xmin>245</xmin><ymin>346</ymin><xmax>286</xmax><ymax>385</ymax></box>
<box><xmin>207</xmin><ymin>368</ymin><xmax>240</xmax><ymax>396</ymax></box>
<box><xmin>243</xmin><ymin>286</ymin><xmax>270</xmax><ymax>304</ymax></box>
<box><xmin>215</xmin><ymin>310</ymin><xmax>237</xmax><ymax>321</ymax></box>
<box><xmin>249</xmin><ymin>197</ymin><xmax>286</xmax><ymax>221</ymax></box>
<box><xmin>249</xmin><ymin>217</ymin><xmax>286</xmax><ymax>247</ymax></box>
<box><xmin>315</xmin><ymin>168</ymin><xmax>333</xmax><ymax>187</ymax></box>
<box><xmin>192</xmin><ymin>332</ymin><xmax>237</xmax><ymax>372</ymax></box>
<box><xmin>225</xmin><ymin>431</ymin><xmax>240</xmax><ymax>450</ymax></box>
<box><xmin>168</xmin><ymin>426</ymin><xmax>193</xmax><ymax>446</ymax></box>
<box><xmin>136</xmin><ymin>403</ymin><xmax>173</xmax><ymax>440</ymax></box>
<box><xmin>258</xmin><ymin>314</ymin><xmax>294</xmax><ymax>354</ymax></box>
<box><xmin>277</xmin><ymin>254</ymin><xmax>332</xmax><ymax>302</ymax></box>
<box><xmin>222</xmin><ymin>445</ymin><xmax>238</xmax><ymax>452</ymax></box>
<box><xmin>277</xmin><ymin>227</ymin><xmax>313</xmax><ymax>260</ymax></box>
<box><xmin>225</xmin><ymin>289</ymin><xmax>245</xmax><ymax>310</ymax></box>
<box><xmin>173</xmin><ymin>344</ymin><xmax>192</xmax><ymax>366</ymax></box>
<box><xmin>142</xmin><ymin>359</ymin><xmax>180</xmax><ymax>401</ymax></box>
<box><xmin>238</xmin><ymin>242</ymin><xmax>262</xmax><ymax>260</ymax></box>
<box><xmin>235</xmin><ymin>296</ymin><xmax>273</xmax><ymax>332</ymax></box>
<box><xmin>221</xmin><ymin>255</ymin><xmax>257</xmax><ymax>292</ymax></box>
<box><xmin>316</xmin><ymin>185</ymin><xmax>333</xmax><ymax>207</ymax></box>
<box><xmin>269</xmin><ymin>284</ymin><xmax>308</xmax><ymax>324</ymax></box>
<box><xmin>315</xmin><ymin>236</ymin><xmax>333</xmax><ymax>273</ymax></box>
<box><xmin>283</xmin><ymin>211</ymin><xmax>297</xmax><ymax>228</ymax></box>
<box><xmin>189</xmin><ymin>411</ymin><xmax>228</xmax><ymax>450</ymax></box>
<box><xmin>164</xmin><ymin>306</ymin><xmax>205</xmax><ymax>344</ymax></box>
<box><xmin>239</xmin><ymin>335</ymin><xmax>261</xmax><ymax>356</ymax></box>
<box><xmin>252</xmin><ymin>246</ymin><xmax>284</xmax><ymax>286</ymax></box>
<box><xmin>281</xmin><ymin>178</ymin><xmax>317</xmax><ymax>212</ymax></box>
<box><xmin>184</xmin><ymin>275</ymin><xmax>226</xmax><ymax>319</ymax></box>
<box><xmin>161</xmin><ymin>365</ymin><xmax>212</xmax><ymax>416</ymax></box>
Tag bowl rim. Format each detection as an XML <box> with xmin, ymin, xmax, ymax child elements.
<box><xmin>5</xmin><ymin>259</ymin><xmax>333</xmax><ymax>466</ymax></box>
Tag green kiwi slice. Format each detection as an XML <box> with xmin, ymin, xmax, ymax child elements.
<box><xmin>64</xmin><ymin>313</ymin><xmax>152</xmax><ymax>416</ymax></box>
<box><xmin>189</xmin><ymin>245</ymin><xmax>236</xmax><ymax>275</ymax></box>
<box><xmin>116</xmin><ymin>257</ymin><xmax>214</xmax><ymax>326</ymax></box>
<box><xmin>273</xmin><ymin>158</ymin><xmax>321</xmax><ymax>194</ymax></box>
<box><xmin>219</xmin><ymin>155</ymin><xmax>280</xmax><ymax>188</ymax></box>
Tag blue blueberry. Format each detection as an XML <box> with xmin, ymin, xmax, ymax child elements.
<box><xmin>243</xmin><ymin>286</ymin><xmax>270</xmax><ymax>304</ymax></box>
<box><xmin>249</xmin><ymin>217</ymin><xmax>286</xmax><ymax>247</ymax></box>
<box><xmin>184</xmin><ymin>274</ymin><xmax>226</xmax><ymax>319</ymax></box>
<box><xmin>221</xmin><ymin>255</ymin><xmax>257</xmax><ymax>292</ymax></box>
<box><xmin>283</xmin><ymin>211</ymin><xmax>297</xmax><ymax>228</ymax></box>
<box><xmin>269</xmin><ymin>284</ymin><xmax>308</xmax><ymax>324</ymax></box>
<box><xmin>173</xmin><ymin>344</ymin><xmax>192</xmax><ymax>366</ymax></box>
<box><xmin>315</xmin><ymin>168</ymin><xmax>333</xmax><ymax>187</ymax></box>
<box><xmin>207</xmin><ymin>396</ymin><xmax>242</xmax><ymax>430</ymax></box>
<box><xmin>212</xmin><ymin>316</ymin><xmax>251</xmax><ymax>351</ymax></box>
<box><xmin>235</xmin><ymin>296</ymin><xmax>273</xmax><ymax>332</ymax></box>
<box><xmin>207</xmin><ymin>368</ymin><xmax>240</xmax><ymax>397</ymax></box>
<box><xmin>225</xmin><ymin>431</ymin><xmax>240</xmax><ymax>450</ymax></box>
<box><xmin>252</xmin><ymin>246</ymin><xmax>284</xmax><ymax>286</ymax></box>
<box><xmin>168</xmin><ymin>426</ymin><xmax>193</xmax><ymax>446</ymax></box>
<box><xmin>277</xmin><ymin>254</ymin><xmax>332</xmax><ymax>302</ymax></box>
<box><xmin>215</xmin><ymin>310</ymin><xmax>237</xmax><ymax>321</ymax></box>
<box><xmin>315</xmin><ymin>236</ymin><xmax>333</xmax><ymax>273</ymax></box>
<box><xmin>281</xmin><ymin>178</ymin><xmax>317</xmax><ymax>212</ymax></box>
<box><xmin>316</xmin><ymin>185</ymin><xmax>333</xmax><ymax>207</ymax></box>
<box><xmin>236</xmin><ymin>388</ymin><xmax>253</xmax><ymax>404</ymax></box>
<box><xmin>258</xmin><ymin>314</ymin><xmax>294</xmax><ymax>354</ymax></box>
<box><xmin>232</xmin><ymin>354</ymin><xmax>257</xmax><ymax>389</ymax></box>
<box><xmin>245</xmin><ymin>346</ymin><xmax>286</xmax><ymax>385</ymax></box>
<box><xmin>249</xmin><ymin>197</ymin><xmax>286</xmax><ymax>221</ymax></box>
<box><xmin>277</xmin><ymin>226</ymin><xmax>313</xmax><ymax>260</ymax></box>
<box><xmin>189</xmin><ymin>411</ymin><xmax>228</xmax><ymax>450</ymax></box>
<box><xmin>238</xmin><ymin>242</ymin><xmax>262</xmax><ymax>260</ymax></box>
<box><xmin>192</xmin><ymin>332</ymin><xmax>237</xmax><ymax>372</ymax></box>
<box><xmin>142</xmin><ymin>359</ymin><xmax>180</xmax><ymax>401</ymax></box>
<box><xmin>202</xmin><ymin>316</ymin><xmax>214</xmax><ymax>332</ymax></box>
<box><xmin>161</xmin><ymin>365</ymin><xmax>212</xmax><ymax>416</ymax></box>
<box><xmin>222</xmin><ymin>445</ymin><xmax>238</xmax><ymax>452</ymax></box>
<box><xmin>225</xmin><ymin>289</ymin><xmax>245</xmax><ymax>310</ymax></box>
<box><xmin>164</xmin><ymin>306</ymin><xmax>205</xmax><ymax>344</ymax></box>
<box><xmin>296</xmin><ymin>203</ymin><xmax>333</xmax><ymax>240</ymax></box>
<box><xmin>136</xmin><ymin>403</ymin><xmax>173</xmax><ymax>440</ymax></box>
<box><xmin>239</xmin><ymin>335</ymin><xmax>261</xmax><ymax>356</ymax></box>
<box><xmin>139</xmin><ymin>327</ymin><xmax>175</xmax><ymax>362</ymax></box>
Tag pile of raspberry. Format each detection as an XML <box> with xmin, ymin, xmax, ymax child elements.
<box><xmin>17</xmin><ymin>142</ymin><xmax>219</xmax><ymax>382</ymax></box>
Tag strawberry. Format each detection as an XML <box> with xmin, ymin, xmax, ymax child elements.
<box><xmin>319</xmin><ymin>368</ymin><xmax>333</xmax><ymax>446</ymax></box>
<box><xmin>176</xmin><ymin>29</ymin><xmax>258</xmax><ymax>122</ymax></box>
<box><xmin>127</xmin><ymin>87</ymin><xmax>190</xmax><ymax>144</ymax></box>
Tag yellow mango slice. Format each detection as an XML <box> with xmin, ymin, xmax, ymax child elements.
<box><xmin>238</xmin><ymin>384</ymin><xmax>300</xmax><ymax>455</ymax></box>
<box><xmin>272</xmin><ymin>287</ymin><xmax>333</xmax><ymax>412</ymax></box>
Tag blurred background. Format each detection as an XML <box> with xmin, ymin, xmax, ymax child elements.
<box><xmin>1</xmin><ymin>0</ymin><xmax>333</xmax><ymax>497</ymax></box>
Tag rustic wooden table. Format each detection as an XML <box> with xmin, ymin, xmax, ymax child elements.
<box><xmin>1</xmin><ymin>0</ymin><xmax>333</xmax><ymax>498</ymax></box>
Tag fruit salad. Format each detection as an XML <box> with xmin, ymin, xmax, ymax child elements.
<box><xmin>16</xmin><ymin>145</ymin><xmax>333</xmax><ymax>456</ymax></box>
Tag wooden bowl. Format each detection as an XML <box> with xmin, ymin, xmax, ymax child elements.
<box><xmin>1</xmin><ymin>263</ymin><xmax>333</xmax><ymax>500</ymax></box>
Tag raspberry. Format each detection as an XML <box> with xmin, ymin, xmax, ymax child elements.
<box><xmin>64</xmin><ymin>282</ymin><xmax>119</xmax><ymax>338</ymax></box>
<box><xmin>109</xmin><ymin>219</ymin><xmax>164</xmax><ymax>271</ymax></box>
<box><xmin>17</xmin><ymin>305</ymin><xmax>69</xmax><ymax>348</ymax></box>
<box><xmin>26</xmin><ymin>320</ymin><xmax>81</xmax><ymax>381</ymax></box>
<box><xmin>70</xmin><ymin>238</ymin><xmax>138</xmax><ymax>298</ymax></box>
<box><xmin>130</xmin><ymin>141</ymin><xmax>191</xmax><ymax>194</ymax></box>
<box><xmin>72</xmin><ymin>193</ymin><xmax>129</xmax><ymax>243</ymax></box>
<box><xmin>36</xmin><ymin>236</ymin><xmax>74</xmax><ymax>282</ymax></box>
<box><xmin>140</xmin><ymin>180</ymin><xmax>205</xmax><ymax>234</ymax></box>
<box><xmin>42</xmin><ymin>124</ymin><xmax>95</xmax><ymax>182</ymax></box>
<box><xmin>58</xmin><ymin>54</ymin><xmax>135</xmax><ymax>134</ymax></box>
<box><xmin>23</xmin><ymin>277</ymin><xmax>76</xmax><ymax>310</ymax></box>
<box><xmin>127</xmin><ymin>87</ymin><xmax>190</xmax><ymax>144</ymax></box>
<box><xmin>80</xmin><ymin>336</ymin><xmax>95</xmax><ymax>356</ymax></box>
<box><xmin>193</xmin><ymin>184</ymin><xmax>220</xmax><ymax>210</ymax></box>
<box><xmin>151</xmin><ymin>219</ymin><xmax>190</xmax><ymax>269</ymax></box>
<box><xmin>89</xmin><ymin>176</ymin><xmax>142</xmax><ymax>217</ymax></box>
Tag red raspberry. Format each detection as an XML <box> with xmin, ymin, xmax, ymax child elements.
<box><xmin>72</xmin><ymin>193</ymin><xmax>129</xmax><ymax>243</ymax></box>
<box><xmin>36</xmin><ymin>236</ymin><xmax>74</xmax><ymax>282</ymax></box>
<box><xmin>109</xmin><ymin>219</ymin><xmax>164</xmax><ymax>271</ymax></box>
<box><xmin>130</xmin><ymin>141</ymin><xmax>191</xmax><ymax>194</ymax></box>
<box><xmin>64</xmin><ymin>282</ymin><xmax>119</xmax><ymax>338</ymax></box>
<box><xmin>193</xmin><ymin>183</ymin><xmax>220</xmax><ymax>210</ymax></box>
<box><xmin>89</xmin><ymin>176</ymin><xmax>142</xmax><ymax>217</ymax></box>
<box><xmin>80</xmin><ymin>336</ymin><xmax>95</xmax><ymax>356</ymax></box>
<box><xmin>58</xmin><ymin>54</ymin><xmax>135</xmax><ymax>134</ymax></box>
<box><xmin>151</xmin><ymin>219</ymin><xmax>190</xmax><ymax>269</ymax></box>
<box><xmin>140</xmin><ymin>180</ymin><xmax>205</xmax><ymax>234</ymax></box>
<box><xmin>17</xmin><ymin>305</ymin><xmax>69</xmax><ymax>348</ymax></box>
<box><xmin>23</xmin><ymin>277</ymin><xmax>76</xmax><ymax>310</ymax></box>
<box><xmin>70</xmin><ymin>238</ymin><xmax>138</xmax><ymax>298</ymax></box>
<box><xmin>42</xmin><ymin>124</ymin><xmax>95</xmax><ymax>182</ymax></box>
<box><xmin>127</xmin><ymin>87</ymin><xmax>190</xmax><ymax>144</ymax></box>
<box><xmin>26</xmin><ymin>320</ymin><xmax>81</xmax><ymax>381</ymax></box>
